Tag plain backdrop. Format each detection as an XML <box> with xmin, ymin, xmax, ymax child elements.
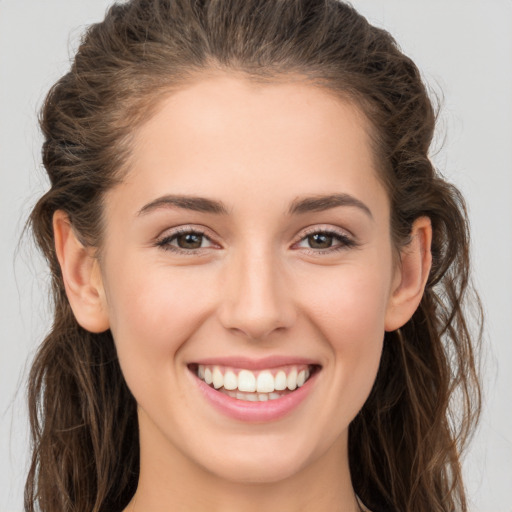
<box><xmin>1</xmin><ymin>1</ymin><xmax>511</xmax><ymax>511</ymax></box>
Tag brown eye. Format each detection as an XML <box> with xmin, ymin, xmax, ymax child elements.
<box><xmin>307</xmin><ymin>233</ymin><xmax>334</xmax><ymax>249</ymax></box>
<box><xmin>176</xmin><ymin>233</ymin><xmax>204</xmax><ymax>249</ymax></box>
<box><xmin>294</xmin><ymin>229</ymin><xmax>356</xmax><ymax>254</ymax></box>
<box><xmin>156</xmin><ymin>230</ymin><xmax>215</xmax><ymax>252</ymax></box>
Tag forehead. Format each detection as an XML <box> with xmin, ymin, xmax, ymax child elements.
<box><xmin>117</xmin><ymin>75</ymin><xmax>388</xmax><ymax>219</ymax></box>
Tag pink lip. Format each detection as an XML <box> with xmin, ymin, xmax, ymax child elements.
<box><xmin>190</xmin><ymin>355</ymin><xmax>319</xmax><ymax>371</ymax></box>
<box><xmin>190</xmin><ymin>368</ymin><xmax>319</xmax><ymax>423</ymax></box>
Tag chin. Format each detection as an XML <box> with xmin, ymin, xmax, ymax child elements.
<box><xmin>194</xmin><ymin>436</ymin><xmax>322</xmax><ymax>485</ymax></box>
<box><xmin>204</xmin><ymin>456</ymin><xmax>307</xmax><ymax>485</ymax></box>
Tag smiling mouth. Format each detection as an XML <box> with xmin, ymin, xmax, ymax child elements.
<box><xmin>188</xmin><ymin>363</ymin><xmax>321</xmax><ymax>402</ymax></box>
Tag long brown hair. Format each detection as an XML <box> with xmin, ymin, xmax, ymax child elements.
<box><xmin>25</xmin><ymin>1</ymin><xmax>482</xmax><ymax>511</ymax></box>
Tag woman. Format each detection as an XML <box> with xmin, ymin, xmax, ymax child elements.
<box><xmin>25</xmin><ymin>0</ymin><xmax>482</xmax><ymax>511</ymax></box>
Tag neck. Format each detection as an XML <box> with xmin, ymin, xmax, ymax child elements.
<box><xmin>127</xmin><ymin>415</ymin><xmax>360</xmax><ymax>512</ymax></box>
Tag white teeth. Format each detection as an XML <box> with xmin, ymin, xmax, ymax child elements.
<box><xmin>256</xmin><ymin>371</ymin><xmax>275</xmax><ymax>393</ymax></box>
<box><xmin>274</xmin><ymin>370</ymin><xmax>287</xmax><ymax>391</ymax></box>
<box><xmin>238</xmin><ymin>369</ymin><xmax>257</xmax><ymax>392</ymax></box>
<box><xmin>223</xmin><ymin>370</ymin><xmax>238</xmax><ymax>390</ymax></box>
<box><xmin>196</xmin><ymin>364</ymin><xmax>315</xmax><ymax>395</ymax></box>
<box><xmin>287</xmin><ymin>368</ymin><xmax>298</xmax><ymax>390</ymax></box>
<box><xmin>212</xmin><ymin>366</ymin><xmax>223</xmax><ymax>389</ymax></box>
<box><xmin>225</xmin><ymin>389</ymin><xmax>285</xmax><ymax>402</ymax></box>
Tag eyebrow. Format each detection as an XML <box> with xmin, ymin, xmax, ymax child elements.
<box><xmin>288</xmin><ymin>193</ymin><xmax>373</xmax><ymax>219</ymax></box>
<box><xmin>137</xmin><ymin>192</ymin><xmax>373</xmax><ymax>219</ymax></box>
<box><xmin>138</xmin><ymin>195</ymin><xmax>229</xmax><ymax>216</ymax></box>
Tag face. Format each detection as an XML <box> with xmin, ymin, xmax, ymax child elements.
<box><xmin>97</xmin><ymin>75</ymin><xmax>401</xmax><ymax>484</ymax></box>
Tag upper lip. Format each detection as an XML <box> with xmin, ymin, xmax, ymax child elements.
<box><xmin>189</xmin><ymin>355</ymin><xmax>320</xmax><ymax>371</ymax></box>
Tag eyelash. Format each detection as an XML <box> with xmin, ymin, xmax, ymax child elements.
<box><xmin>155</xmin><ymin>226</ymin><xmax>358</xmax><ymax>255</ymax></box>
<box><xmin>155</xmin><ymin>227</ymin><xmax>217</xmax><ymax>254</ymax></box>
<box><xmin>293</xmin><ymin>227</ymin><xmax>358</xmax><ymax>255</ymax></box>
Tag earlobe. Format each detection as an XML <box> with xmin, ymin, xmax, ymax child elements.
<box><xmin>53</xmin><ymin>210</ymin><xmax>110</xmax><ymax>333</ymax></box>
<box><xmin>384</xmin><ymin>216</ymin><xmax>432</xmax><ymax>332</ymax></box>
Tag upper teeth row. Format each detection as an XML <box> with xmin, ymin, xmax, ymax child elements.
<box><xmin>197</xmin><ymin>365</ymin><xmax>311</xmax><ymax>393</ymax></box>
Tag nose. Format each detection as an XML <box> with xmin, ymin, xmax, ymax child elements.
<box><xmin>217</xmin><ymin>247</ymin><xmax>296</xmax><ymax>341</ymax></box>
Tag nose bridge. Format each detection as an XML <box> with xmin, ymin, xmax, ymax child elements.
<box><xmin>218</xmin><ymin>242</ymin><xmax>294</xmax><ymax>340</ymax></box>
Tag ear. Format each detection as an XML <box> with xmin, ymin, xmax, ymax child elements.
<box><xmin>385</xmin><ymin>216</ymin><xmax>432</xmax><ymax>331</ymax></box>
<box><xmin>53</xmin><ymin>210</ymin><xmax>110</xmax><ymax>333</ymax></box>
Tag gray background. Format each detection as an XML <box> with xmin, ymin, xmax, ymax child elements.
<box><xmin>1</xmin><ymin>1</ymin><xmax>511</xmax><ymax>511</ymax></box>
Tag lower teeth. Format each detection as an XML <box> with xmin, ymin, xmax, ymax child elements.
<box><xmin>220</xmin><ymin>388</ymin><xmax>288</xmax><ymax>401</ymax></box>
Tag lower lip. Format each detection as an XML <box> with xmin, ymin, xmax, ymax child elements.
<box><xmin>192</xmin><ymin>371</ymin><xmax>318</xmax><ymax>423</ymax></box>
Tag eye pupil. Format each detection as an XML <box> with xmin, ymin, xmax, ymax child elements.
<box><xmin>177</xmin><ymin>233</ymin><xmax>203</xmax><ymax>249</ymax></box>
<box><xmin>308</xmin><ymin>233</ymin><xmax>333</xmax><ymax>249</ymax></box>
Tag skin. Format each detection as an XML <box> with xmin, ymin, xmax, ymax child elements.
<box><xmin>54</xmin><ymin>75</ymin><xmax>432</xmax><ymax>512</ymax></box>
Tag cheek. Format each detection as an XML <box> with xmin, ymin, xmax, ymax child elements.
<box><xmin>103</xmin><ymin>263</ymin><xmax>214</xmax><ymax>374</ymax></box>
<box><xmin>302</xmin><ymin>265</ymin><xmax>391</xmax><ymax>346</ymax></box>
<box><xmin>102</xmin><ymin>266</ymin><xmax>219</xmax><ymax>422</ymax></box>
<box><xmin>298</xmin><ymin>264</ymin><xmax>391</xmax><ymax>402</ymax></box>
